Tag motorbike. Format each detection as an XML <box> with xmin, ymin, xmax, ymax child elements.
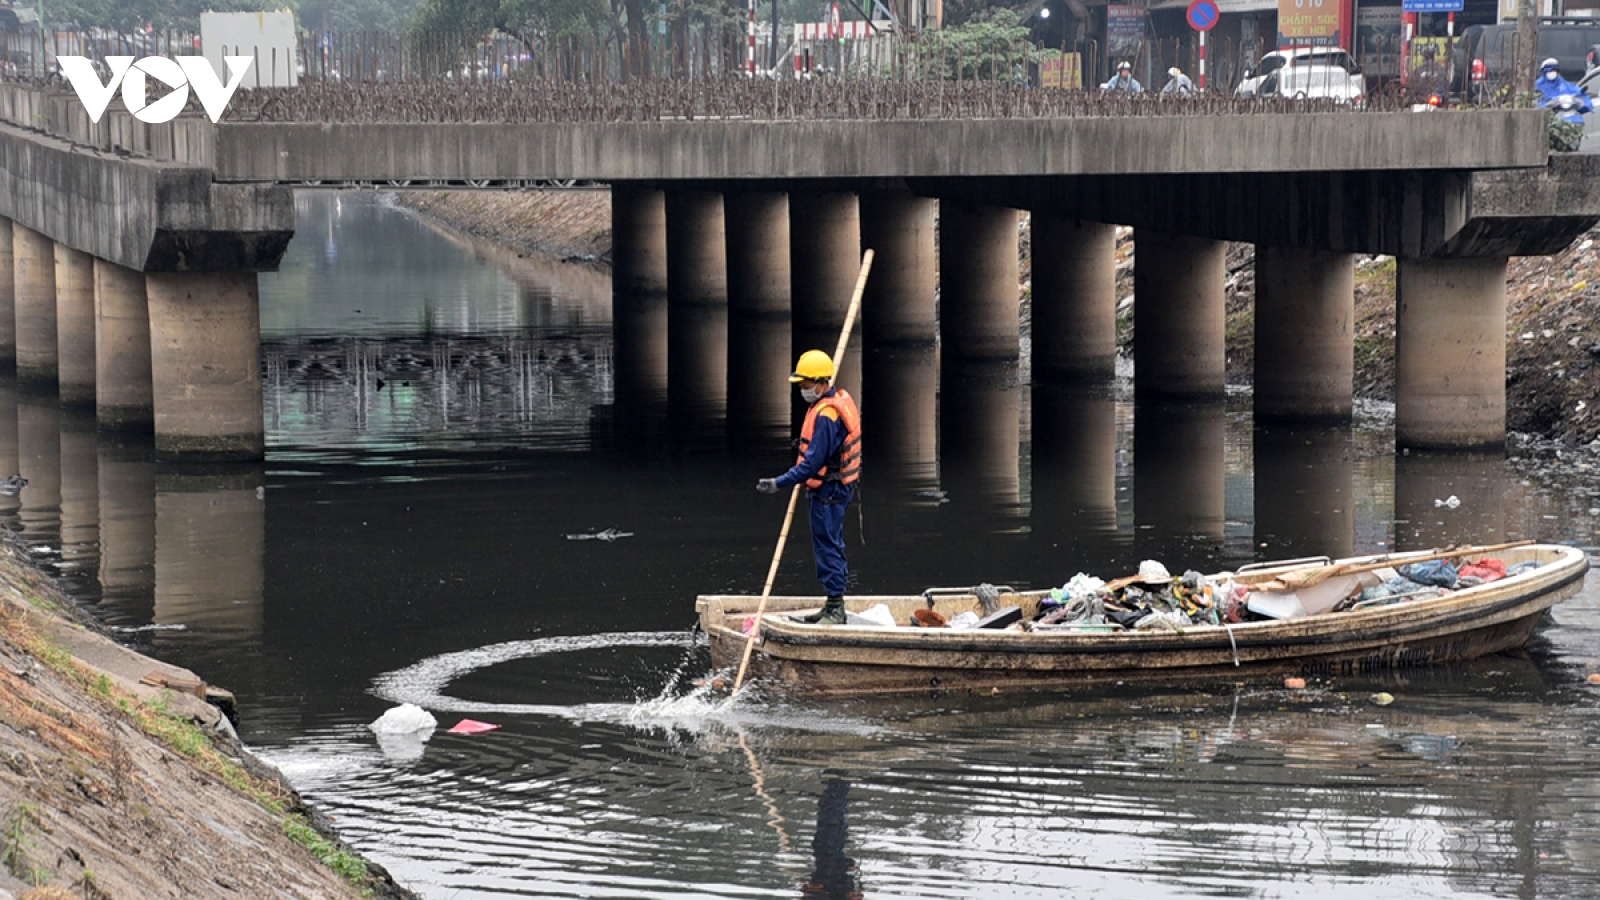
<box><xmin>1545</xmin><ymin>91</ymin><xmax>1591</xmax><ymax>152</ymax></box>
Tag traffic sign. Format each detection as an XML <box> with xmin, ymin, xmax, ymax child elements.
<box><xmin>1186</xmin><ymin>0</ymin><xmax>1219</xmax><ymax>32</ymax></box>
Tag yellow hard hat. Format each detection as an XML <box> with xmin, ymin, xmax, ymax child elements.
<box><xmin>789</xmin><ymin>349</ymin><xmax>835</xmax><ymax>382</ymax></box>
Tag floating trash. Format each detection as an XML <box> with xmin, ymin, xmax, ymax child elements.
<box><xmin>1433</xmin><ymin>495</ymin><xmax>1462</xmax><ymax>509</ymax></box>
<box><xmin>566</xmin><ymin>527</ymin><xmax>634</xmax><ymax>542</ymax></box>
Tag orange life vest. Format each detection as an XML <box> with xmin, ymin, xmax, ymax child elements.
<box><xmin>797</xmin><ymin>389</ymin><xmax>861</xmax><ymax>490</ymax></box>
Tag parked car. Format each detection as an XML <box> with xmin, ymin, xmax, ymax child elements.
<box><xmin>1453</xmin><ymin>19</ymin><xmax>1600</xmax><ymax>102</ymax></box>
<box><xmin>1236</xmin><ymin>47</ymin><xmax>1362</xmax><ymax>98</ymax></box>
<box><xmin>1258</xmin><ymin>63</ymin><xmax>1367</xmax><ymax>105</ymax></box>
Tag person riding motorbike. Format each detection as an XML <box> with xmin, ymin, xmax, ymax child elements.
<box><xmin>1408</xmin><ymin>44</ymin><xmax>1449</xmax><ymax>107</ymax></box>
<box><xmin>1537</xmin><ymin>57</ymin><xmax>1593</xmax><ymax>152</ymax></box>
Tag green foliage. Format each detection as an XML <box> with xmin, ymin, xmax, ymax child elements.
<box><xmin>921</xmin><ymin>9</ymin><xmax>1034</xmax><ymax>80</ymax></box>
<box><xmin>300</xmin><ymin>0</ymin><xmax>426</xmax><ymax>31</ymax></box>
<box><xmin>282</xmin><ymin>814</ymin><xmax>373</xmax><ymax>888</ymax></box>
<box><xmin>45</xmin><ymin>0</ymin><xmax>291</xmax><ymax>31</ymax></box>
<box><xmin>411</xmin><ymin>0</ymin><xmax>611</xmax><ymax>37</ymax></box>
<box><xmin>1</xmin><ymin>803</ymin><xmax>48</xmax><ymax>886</ymax></box>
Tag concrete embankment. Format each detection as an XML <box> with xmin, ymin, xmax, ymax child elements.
<box><xmin>0</xmin><ymin>550</ymin><xmax>415</xmax><ymax>900</ymax></box>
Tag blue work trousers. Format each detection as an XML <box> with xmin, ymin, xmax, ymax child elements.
<box><xmin>808</xmin><ymin>484</ymin><xmax>854</xmax><ymax>596</ymax></box>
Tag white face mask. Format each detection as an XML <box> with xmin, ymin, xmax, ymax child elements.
<box><xmin>800</xmin><ymin>386</ymin><xmax>822</xmax><ymax>404</ymax></box>
<box><xmin>1547</xmin><ymin>70</ymin><xmax>1560</xmax><ymax>80</ymax></box>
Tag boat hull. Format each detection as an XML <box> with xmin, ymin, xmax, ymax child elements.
<box><xmin>697</xmin><ymin>545</ymin><xmax>1589</xmax><ymax>696</ymax></box>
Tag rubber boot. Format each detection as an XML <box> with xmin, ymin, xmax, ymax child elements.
<box><xmin>799</xmin><ymin>595</ymin><xmax>847</xmax><ymax>624</ymax></box>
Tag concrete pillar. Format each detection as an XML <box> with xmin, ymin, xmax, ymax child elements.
<box><xmin>54</xmin><ymin>245</ymin><xmax>96</xmax><ymax>406</ymax></box>
<box><xmin>863</xmin><ymin>345</ymin><xmax>937</xmax><ymax>476</ymax></box>
<box><xmin>1395</xmin><ymin>257</ymin><xmax>1508</xmax><ymax>450</ymax></box>
<box><xmin>938</xmin><ymin>362</ymin><xmax>1022</xmax><ymax>514</ymax></box>
<box><xmin>859</xmin><ymin>189</ymin><xmax>936</xmax><ymax>346</ymax></box>
<box><xmin>664</xmin><ymin>189</ymin><xmax>727</xmax><ymax>424</ymax></box>
<box><xmin>97</xmin><ymin>434</ymin><xmax>157</xmax><ymax>623</ymax></box>
<box><xmin>59</xmin><ymin>408</ymin><xmax>99</xmax><ymax>579</ymax></box>
<box><xmin>1252</xmin><ymin>424</ymin><xmax>1354</xmax><ymax>560</ymax></box>
<box><xmin>790</xmin><ymin>190</ymin><xmax>863</xmax><ymax>398</ymax></box>
<box><xmin>94</xmin><ymin>259</ymin><xmax>154</xmax><ymax>430</ymax></box>
<box><xmin>145</xmin><ymin>271</ymin><xmax>264</xmax><ymax>461</ymax></box>
<box><xmin>1255</xmin><ymin>245</ymin><xmax>1355</xmax><ymax>421</ymax></box>
<box><xmin>939</xmin><ymin>202</ymin><xmax>1020</xmax><ymax>365</ymax></box>
<box><xmin>1032</xmin><ymin>381</ymin><xmax>1118</xmax><ymax>535</ymax></box>
<box><xmin>14</xmin><ymin>224</ymin><xmax>58</xmax><ymax>387</ymax></box>
<box><xmin>1133</xmin><ymin>399</ymin><xmax>1225</xmax><ymax>551</ymax></box>
<box><xmin>1393</xmin><ymin>450</ymin><xmax>1518</xmax><ymax>551</ymax></box>
<box><xmin>0</xmin><ymin>218</ymin><xmax>14</xmax><ymax>367</ymax></box>
<box><xmin>611</xmin><ymin>184</ymin><xmax>668</xmax><ymax>298</ymax></box>
<box><xmin>1031</xmin><ymin>216</ymin><xmax>1117</xmax><ymax>380</ymax></box>
<box><xmin>724</xmin><ymin>191</ymin><xmax>790</xmax><ymax>318</ymax></box>
<box><xmin>153</xmin><ymin>466</ymin><xmax>265</xmax><ymax>645</ymax></box>
<box><xmin>1133</xmin><ymin>231</ymin><xmax>1226</xmax><ymax>399</ymax></box>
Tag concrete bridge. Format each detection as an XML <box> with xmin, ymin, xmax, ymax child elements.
<box><xmin>2</xmin><ymin>80</ymin><xmax>1599</xmax><ymax>460</ymax></box>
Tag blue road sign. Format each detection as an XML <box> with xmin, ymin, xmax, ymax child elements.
<box><xmin>1403</xmin><ymin>0</ymin><xmax>1463</xmax><ymax>10</ymax></box>
<box><xmin>1187</xmin><ymin>0</ymin><xmax>1220</xmax><ymax>32</ymax></box>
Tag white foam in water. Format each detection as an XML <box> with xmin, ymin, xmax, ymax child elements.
<box><xmin>372</xmin><ymin>631</ymin><xmax>885</xmax><ymax>736</ymax></box>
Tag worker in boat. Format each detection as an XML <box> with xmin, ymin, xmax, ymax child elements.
<box><xmin>756</xmin><ymin>350</ymin><xmax>862</xmax><ymax>625</ymax></box>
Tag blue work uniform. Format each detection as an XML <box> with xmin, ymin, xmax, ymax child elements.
<box><xmin>774</xmin><ymin>389</ymin><xmax>857</xmax><ymax>597</ymax></box>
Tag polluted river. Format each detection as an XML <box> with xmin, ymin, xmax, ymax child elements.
<box><xmin>8</xmin><ymin>191</ymin><xmax>1600</xmax><ymax>899</ymax></box>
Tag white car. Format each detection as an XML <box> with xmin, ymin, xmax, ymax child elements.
<box><xmin>1236</xmin><ymin>48</ymin><xmax>1364</xmax><ymax>100</ymax></box>
<box><xmin>1258</xmin><ymin>63</ymin><xmax>1367</xmax><ymax>105</ymax></box>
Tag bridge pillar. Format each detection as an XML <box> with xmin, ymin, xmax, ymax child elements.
<box><xmin>0</xmin><ymin>218</ymin><xmax>14</xmax><ymax>367</ymax></box>
<box><xmin>612</xmin><ymin>185</ymin><xmax>668</xmax><ymax>297</ymax></box>
<box><xmin>724</xmin><ymin>191</ymin><xmax>790</xmax><ymax>318</ymax></box>
<box><xmin>13</xmin><ymin>224</ymin><xmax>58</xmax><ymax>387</ymax></box>
<box><xmin>939</xmin><ymin>201</ymin><xmax>1019</xmax><ymax>365</ymax></box>
<box><xmin>859</xmin><ymin>189</ymin><xmax>936</xmax><ymax>346</ymax></box>
<box><xmin>94</xmin><ymin>259</ymin><xmax>154</xmax><ymax>430</ymax></box>
<box><xmin>790</xmin><ymin>190</ymin><xmax>863</xmax><ymax>394</ymax></box>
<box><xmin>611</xmin><ymin>185</ymin><xmax>668</xmax><ymax>423</ymax></box>
<box><xmin>1255</xmin><ymin>245</ymin><xmax>1355</xmax><ymax>421</ymax></box>
<box><xmin>54</xmin><ymin>245</ymin><xmax>96</xmax><ymax>407</ymax></box>
<box><xmin>665</xmin><ymin>189</ymin><xmax>728</xmax><ymax>422</ymax></box>
<box><xmin>1031</xmin><ymin>216</ymin><xmax>1117</xmax><ymax>380</ymax></box>
<box><xmin>1395</xmin><ymin>257</ymin><xmax>1507</xmax><ymax>450</ymax></box>
<box><xmin>1133</xmin><ymin>231</ymin><xmax>1226</xmax><ymax>399</ymax></box>
<box><xmin>145</xmin><ymin>271</ymin><xmax>264</xmax><ymax>461</ymax></box>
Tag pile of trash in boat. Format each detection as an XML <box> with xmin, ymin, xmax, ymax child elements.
<box><xmin>1022</xmin><ymin>555</ymin><xmax>1545</xmax><ymax>632</ymax></box>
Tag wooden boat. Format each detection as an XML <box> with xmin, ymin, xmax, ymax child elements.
<box><xmin>695</xmin><ymin>543</ymin><xmax>1590</xmax><ymax>696</ymax></box>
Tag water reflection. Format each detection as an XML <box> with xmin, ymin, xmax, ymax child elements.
<box><xmin>1133</xmin><ymin>398</ymin><xmax>1226</xmax><ymax>560</ymax></box>
<box><xmin>1253</xmin><ymin>423</ymin><xmax>1355</xmax><ymax>559</ymax></box>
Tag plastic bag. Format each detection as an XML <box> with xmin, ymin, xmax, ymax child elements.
<box><xmin>1398</xmin><ymin>559</ymin><xmax>1459</xmax><ymax>589</ymax></box>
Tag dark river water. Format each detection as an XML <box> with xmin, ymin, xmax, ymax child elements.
<box><xmin>8</xmin><ymin>191</ymin><xmax>1600</xmax><ymax>899</ymax></box>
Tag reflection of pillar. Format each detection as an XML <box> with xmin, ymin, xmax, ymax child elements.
<box><xmin>0</xmin><ymin>381</ymin><xmax>18</xmax><ymax>521</ymax></box>
<box><xmin>1255</xmin><ymin>245</ymin><xmax>1355</xmax><ymax>421</ymax></box>
<box><xmin>724</xmin><ymin>191</ymin><xmax>790</xmax><ymax>318</ymax></box>
<box><xmin>790</xmin><ymin>191</ymin><xmax>863</xmax><ymax>399</ymax></box>
<box><xmin>938</xmin><ymin>362</ymin><xmax>1021</xmax><ymax>512</ymax></box>
<box><xmin>54</xmin><ymin>244</ymin><xmax>96</xmax><ymax>407</ymax></box>
<box><xmin>859</xmin><ymin>189</ymin><xmax>936</xmax><ymax>346</ymax></box>
<box><xmin>17</xmin><ymin>392</ymin><xmax>61</xmax><ymax>543</ymax></box>
<box><xmin>1252</xmin><ymin>424</ymin><xmax>1354</xmax><ymax>560</ymax></box>
<box><xmin>726</xmin><ymin>313</ymin><xmax>790</xmax><ymax>446</ymax></box>
<box><xmin>1133</xmin><ymin>400</ymin><xmax>1225</xmax><ymax>550</ymax></box>
<box><xmin>58</xmin><ymin>408</ymin><xmax>99</xmax><ymax>578</ymax></box>
<box><xmin>0</xmin><ymin>218</ymin><xmax>14</xmax><ymax>367</ymax></box>
<box><xmin>862</xmin><ymin>345</ymin><xmax>938</xmax><ymax>479</ymax></box>
<box><xmin>145</xmin><ymin>272</ymin><xmax>264</xmax><ymax>461</ymax></box>
<box><xmin>1393</xmin><ymin>450</ymin><xmax>1516</xmax><ymax>551</ymax></box>
<box><xmin>939</xmin><ymin>202</ymin><xmax>1019</xmax><ymax>365</ymax></box>
<box><xmin>1032</xmin><ymin>215</ymin><xmax>1117</xmax><ymax>380</ymax></box>
<box><xmin>14</xmin><ymin>224</ymin><xmax>58</xmax><ymax>387</ymax></box>
<box><xmin>1396</xmin><ymin>257</ymin><xmax>1507</xmax><ymax>450</ymax></box>
<box><xmin>94</xmin><ymin>259</ymin><xmax>154</xmax><ymax>430</ymax></box>
<box><xmin>97</xmin><ymin>434</ymin><xmax>157</xmax><ymax>624</ymax></box>
<box><xmin>153</xmin><ymin>466</ymin><xmax>265</xmax><ymax>642</ymax></box>
<box><xmin>1032</xmin><ymin>382</ymin><xmax>1118</xmax><ymax>535</ymax></box>
<box><xmin>1133</xmin><ymin>231</ymin><xmax>1226</xmax><ymax>400</ymax></box>
<box><xmin>665</xmin><ymin>190</ymin><xmax>728</xmax><ymax>424</ymax></box>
